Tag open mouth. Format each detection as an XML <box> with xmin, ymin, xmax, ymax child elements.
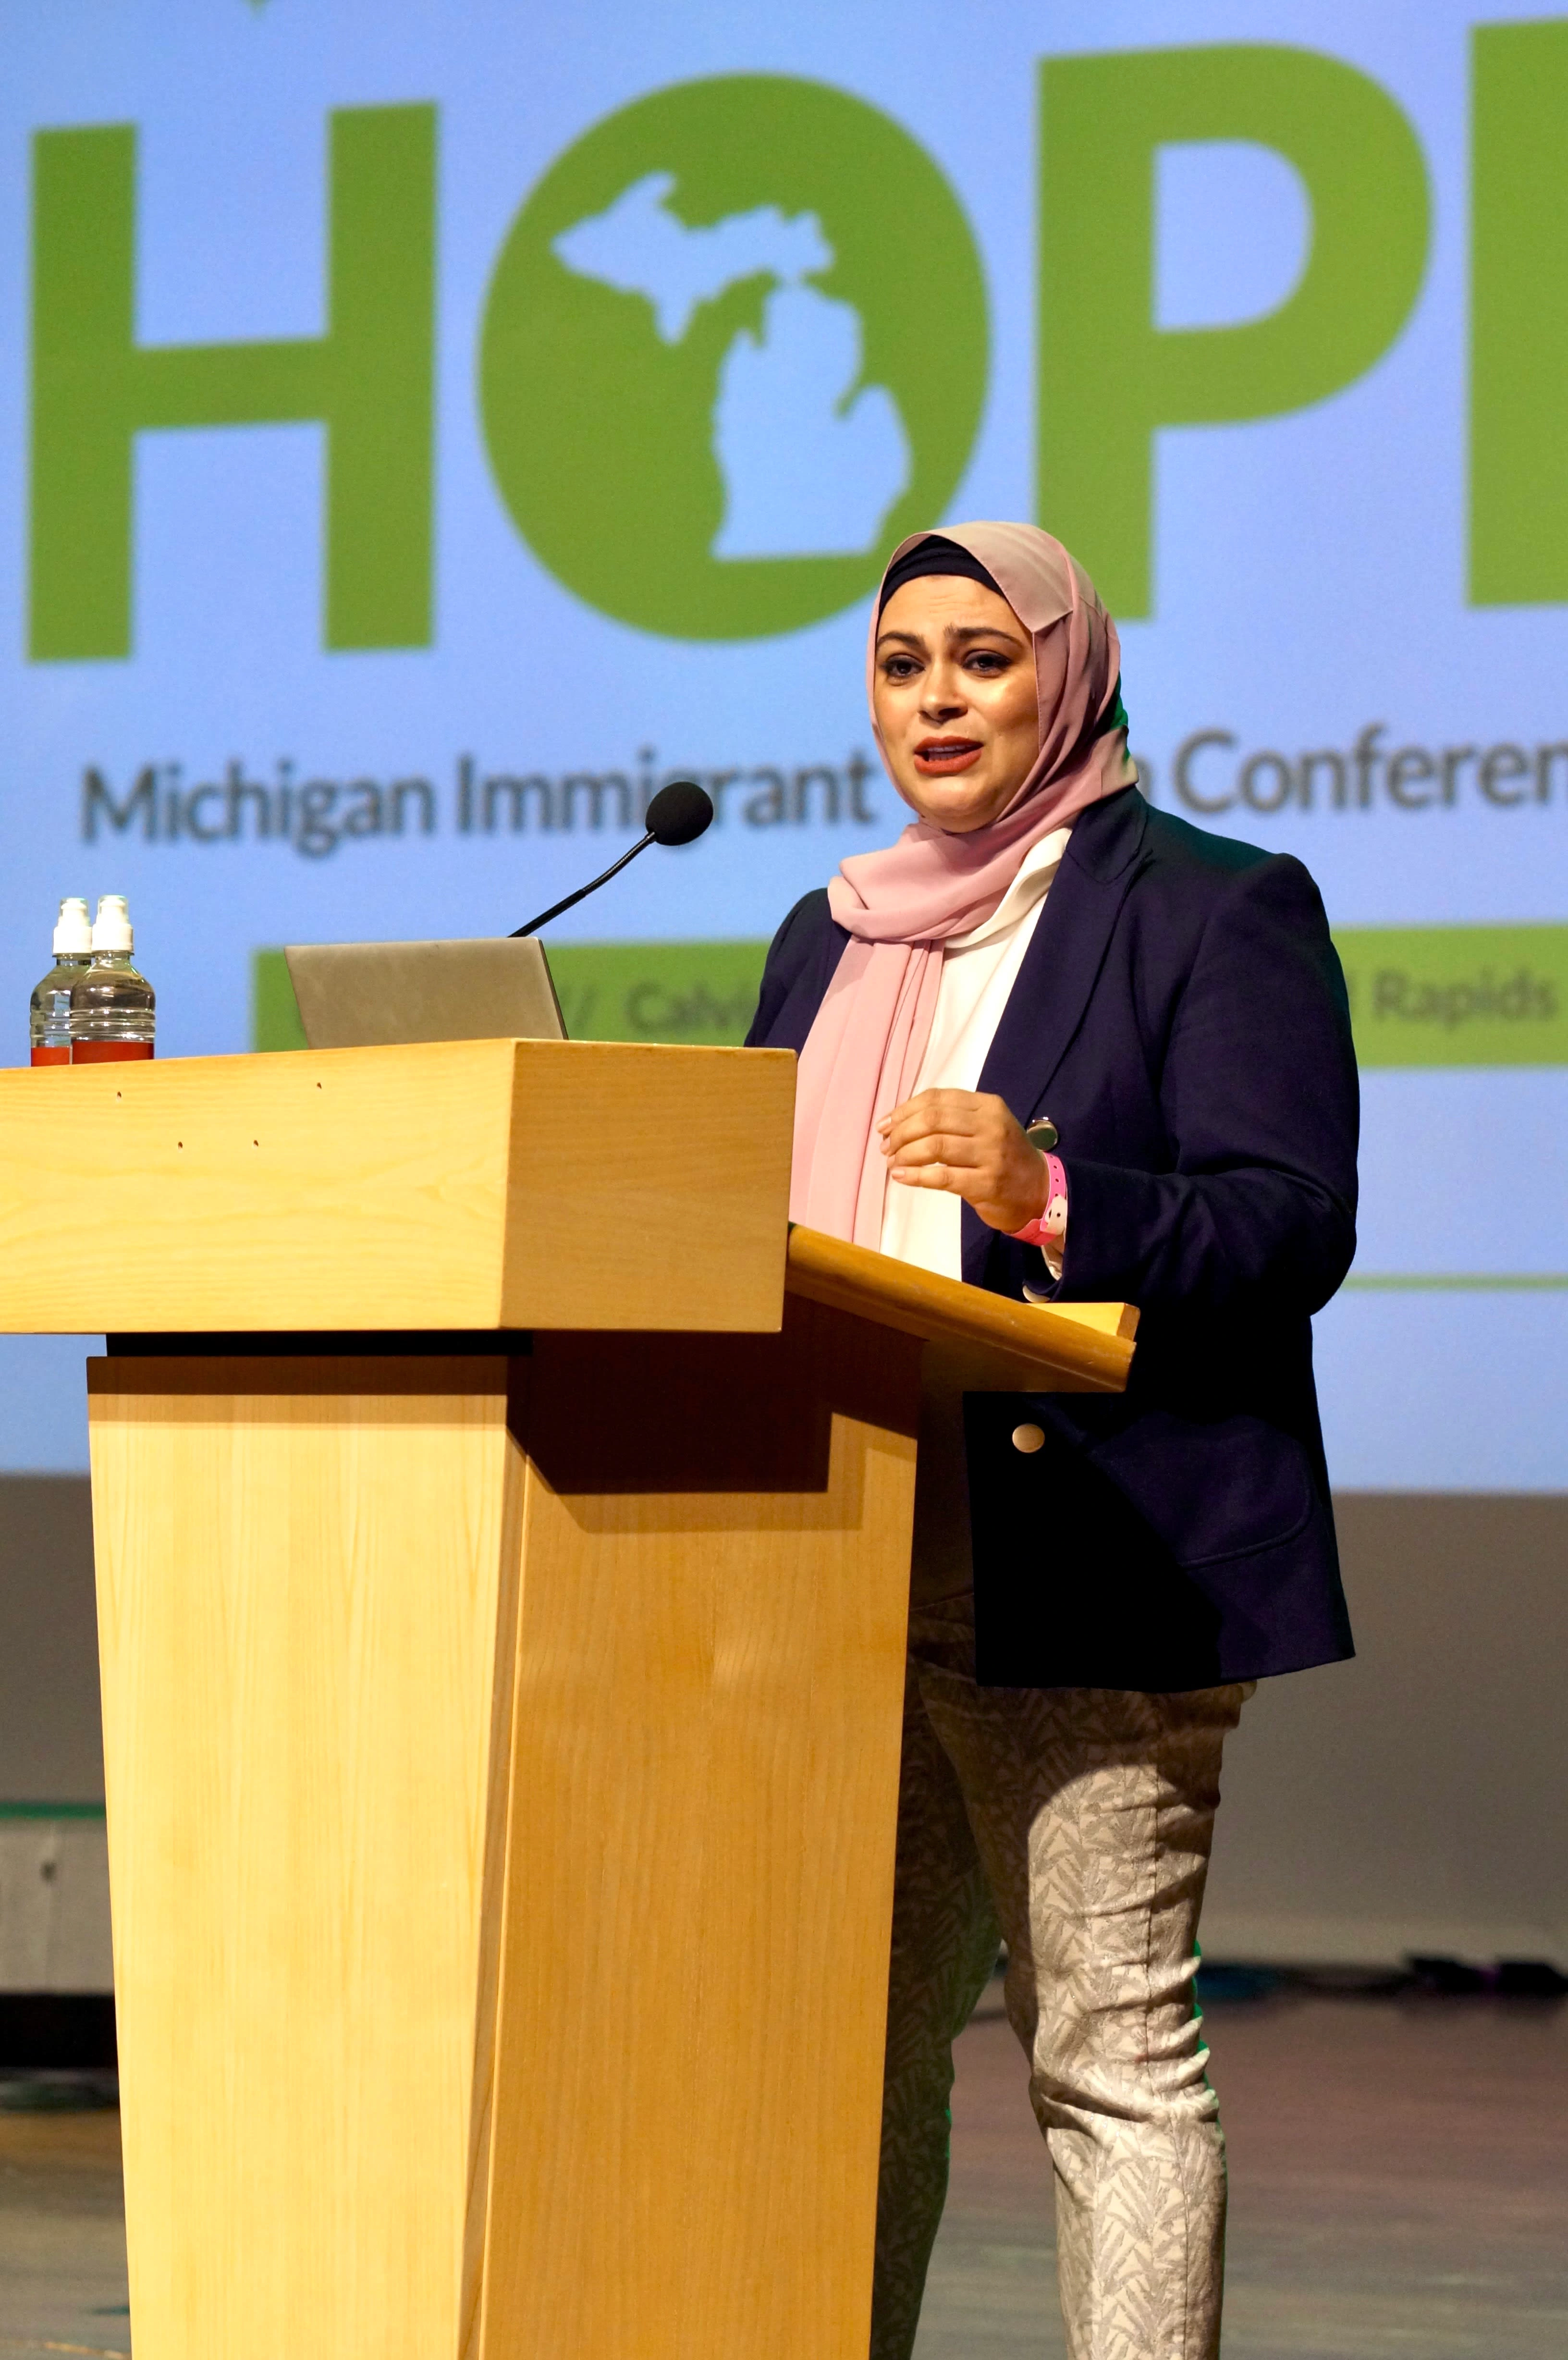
<box><xmin>914</xmin><ymin>738</ymin><xmax>983</xmax><ymax>775</ymax></box>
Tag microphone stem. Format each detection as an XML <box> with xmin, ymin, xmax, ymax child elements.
<box><xmin>511</xmin><ymin>831</ymin><xmax>654</xmax><ymax>938</ymax></box>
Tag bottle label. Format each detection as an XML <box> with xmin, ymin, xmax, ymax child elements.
<box><xmin>72</xmin><ymin>1041</ymin><xmax>155</xmax><ymax>1064</ymax></box>
<box><xmin>30</xmin><ymin>1045</ymin><xmax>70</xmax><ymax>1067</ymax></box>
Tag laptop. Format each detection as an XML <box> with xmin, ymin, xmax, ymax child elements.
<box><xmin>284</xmin><ymin>937</ymin><xmax>566</xmax><ymax>1050</ymax></box>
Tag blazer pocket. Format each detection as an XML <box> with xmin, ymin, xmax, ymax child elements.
<box><xmin>1086</xmin><ymin>1409</ymin><xmax>1315</xmax><ymax>1568</ymax></box>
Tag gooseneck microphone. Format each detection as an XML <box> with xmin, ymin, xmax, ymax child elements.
<box><xmin>511</xmin><ymin>780</ymin><xmax>713</xmax><ymax>938</ymax></box>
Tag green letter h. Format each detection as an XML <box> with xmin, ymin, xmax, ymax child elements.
<box><xmin>30</xmin><ymin>105</ymin><xmax>435</xmax><ymax>660</ymax></box>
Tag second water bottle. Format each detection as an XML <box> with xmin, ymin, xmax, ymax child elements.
<box><xmin>70</xmin><ymin>895</ymin><xmax>155</xmax><ymax>1062</ymax></box>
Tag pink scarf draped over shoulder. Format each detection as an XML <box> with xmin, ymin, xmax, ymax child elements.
<box><xmin>788</xmin><ymin>521</ymin><xmax>1136</xmax><ymax>1247</ymax></box>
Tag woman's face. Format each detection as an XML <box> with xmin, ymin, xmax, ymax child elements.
<box><xmin>872</xmin><ymin>575</ymin><xmax>1039</xmax><ymax>832</ymax></box>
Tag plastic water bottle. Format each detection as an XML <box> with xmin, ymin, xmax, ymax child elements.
<box><xmin>28</xmin><ymin>897</ymin><xmax>94</xmax><ymax>1066</ymax></box>
<box><xmin>70</xmin><ymin>895</ymin><xmax>155</xmax><ymax>1063</ymax></box>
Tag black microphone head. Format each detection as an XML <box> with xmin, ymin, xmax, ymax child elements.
<box><xmin>646</xmin><ymin>779</ymin><xmax>713</xmax><ymax>847</ymax></box>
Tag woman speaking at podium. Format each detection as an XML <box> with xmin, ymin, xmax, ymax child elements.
<box><xmin>746</xmin><ymin>524</ymin><xmax>1359</xmax><ymax>2360</ymax></box>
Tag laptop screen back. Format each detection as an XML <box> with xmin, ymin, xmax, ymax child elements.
<box><xmin>284</xmin><ymin>938</ymin><xmax>566</xmax><ymax>1050</ymax></box>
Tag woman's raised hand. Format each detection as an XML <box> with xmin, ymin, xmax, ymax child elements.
<box><xmin>879</xmin><ymin>1090</ymin><xmax>1049</xmax><ymax>1235</ymax></box>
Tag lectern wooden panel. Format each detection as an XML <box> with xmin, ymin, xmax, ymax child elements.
<box><xmin>0</xmin><ymin>1045</ymin><xmax>1135</xmax><ymax>2360</ymax></box>
<box><xmin>475</xmin><ymin>1315</ymin><xmax>924</xmax><ymax>2358</ymax></box>
<box><xmin>90</xmin><ymin>1313</ymin><xmax>920</xmax><ymax>2360</ymax></box>
<box><xmin>89</xmin><ymin>1354</ymin><xmax>526</xmax><ymax>2360</ymax></box>
<box><xmin>0</xmin><ymin>1038</ymin><xmax>795</xmax><ymax>1333</ymax></box>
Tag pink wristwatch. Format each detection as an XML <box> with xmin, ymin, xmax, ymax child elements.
<box><xmin>1010</xmin><ymin>1151</ymin><xmax>1068</xmax><ymax>1277</ymax></box>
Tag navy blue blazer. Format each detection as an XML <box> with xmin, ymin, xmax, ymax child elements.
<box><xmin>746</xmin><ymin>786</ymin><xmax>1359</xmax><ymax>1690</ymax></box>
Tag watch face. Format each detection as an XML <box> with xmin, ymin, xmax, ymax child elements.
<box><xmin>1025</xmin><ymin>1117</ymin><xmax>1059</xmax><ymax>1153</ymax></box>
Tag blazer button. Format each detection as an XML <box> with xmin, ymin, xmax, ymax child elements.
<box><xmin>1011</xmin><ymin>1423</ymin><xmax>1045</xmax><ymax>1454</ymax></box>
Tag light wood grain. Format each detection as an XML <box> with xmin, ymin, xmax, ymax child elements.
<box><xmin>1037</xmin><ymin>1298</ymin><xmax>1140</xmax><ymax>1342</ymax></box>
<box><xmin>785</xmin><ymin>1223</ymin><xmax>1137</xmax><ymax>1393</ymax></box>
<box><xmin>474</xmin><ymin>1304</ymin><xmax>921</xmax><ymax>2359</ymax></box>
<box><xmin>89</xmin><ymin>1354</ymin><xmax>525</xmax><ymax>2360</ymax></box>
<box><xmin>92</xmin><ymin>1311</ymin><xmax>922</xmax><ymax>2360</ymax></box>
<box><xmin>498</xmin><ymin>1040</ymin><xmax>792</xmax><ymax>1330</ymax></box>
<box><xmin>0</xmin><ymin>1041</ymin><xmax>794</xmax><ymax>1335</ymax></box>
<box><xmin>69</xmin><ymin>1054</ymin><xmax>1133</xmax><ymax>2355</ymax></box>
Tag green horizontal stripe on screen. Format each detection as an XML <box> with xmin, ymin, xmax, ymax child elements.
<box><xmin>540</xmin><ymin>940</ymin><xmax>770</xmax><ymax>1045</ymax></box>
<box><xmin>1332</xmin><ymin>922</ymin><xmax>1568</xmax><ymax>1066</ymax></box>
<box><xmin>251</xmin><ymin>939</ymin><xmax>772</xmax><ymax>1052</ymax></box>
<box><xmin>1342</xmin><ymin>1273</ymin><xmax>1568</xmax><ymax>1291</ymax></box>
<box><xmin>254</xmin><ymin>923</ymin><xmax>1568</xmax><ymax>1065</ymax></box>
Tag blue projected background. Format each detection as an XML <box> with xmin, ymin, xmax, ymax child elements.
<box><xmin>2</xmin><ymin>0</ymin><xmax>1566</xmax><ymax>1485</ymax></box>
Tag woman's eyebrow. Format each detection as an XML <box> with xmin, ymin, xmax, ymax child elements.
<box><xmin>875</xmin><ymin>629</ymin><xmax>929</xmax><ymax>652</ymax></box>
<box><xmin>944</xmin><ymin>623</ymin><xmax>1027</xmax><ymax>648</ymax></box>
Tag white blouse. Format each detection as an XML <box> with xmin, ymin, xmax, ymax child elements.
<box><xmin>877</xmin><ymin>827</ymin><xmax>1070</xmax><ymax>1279</ymax></box>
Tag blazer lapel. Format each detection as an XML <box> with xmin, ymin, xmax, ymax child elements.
<box><xmin>962</xmin><ymin>788</ymin><xmax>1150</xmax><ymax>1283</ymax></box>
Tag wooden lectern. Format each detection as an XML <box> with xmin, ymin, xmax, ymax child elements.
<box><xmin>0</xmin><ymin>1042</ymin><xmax>1135</xmax><ymax>2360</ymax></box>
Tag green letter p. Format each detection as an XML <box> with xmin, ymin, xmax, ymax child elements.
<box><xmin>29</xmin><ymin>104</ymin><xmax>435</xmax><ymax>661</ymax></box>
<box><xmin>1038</xmin><ymin>45</ymin><xmax>1430</xmax><ymax>617</ymax></box>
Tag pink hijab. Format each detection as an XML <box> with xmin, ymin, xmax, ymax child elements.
<box><xmin>788</xmin><ymin>521</ymin><xmax>1136</xmax><ymax>1246</ymax></box>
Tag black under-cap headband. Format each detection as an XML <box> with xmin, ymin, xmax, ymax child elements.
<box><xmin>878</xmin><ymin>534</ymin><xmax>1005</xmax><ymax>613</ymax></box>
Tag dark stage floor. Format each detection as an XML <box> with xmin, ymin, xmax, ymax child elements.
<box><xmin>0</xmin><ymin>1989</ymin><xmax>1563</xmax><ymax>2357</ymax></box>
<box><xmin>0</xmin><ymin>2102</ymin><xmax>127</xmax><ymax>2359</ymax></box>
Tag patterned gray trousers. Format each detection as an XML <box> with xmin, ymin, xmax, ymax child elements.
<box><xmin>871</xmin><ymin>1590</ymin><xmax>1249</xmax><ymax>2360</ymax></box>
